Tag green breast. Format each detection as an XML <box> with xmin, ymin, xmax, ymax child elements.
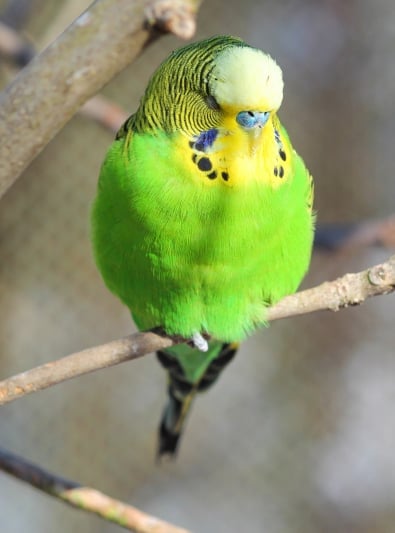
<box><xmin>91</xmin><ymin>130</ymin><xmax>313</xmax><ymax>341</ymax></box>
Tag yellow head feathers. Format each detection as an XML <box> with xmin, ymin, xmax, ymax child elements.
<box><xmin>130</xmin><ymin>35</ymin><xmax>285</xmax><ymax>135</ymax></box>
<box><xmin>210</xmin><ymin>45</ymin><xmax>284</xmax><ymax>113</ymax></box>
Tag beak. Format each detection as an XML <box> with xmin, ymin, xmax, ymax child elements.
<box><xmin>236</xmin><ymin>110</ymin><xmax>270</xmax><ymax>130</ymax></box>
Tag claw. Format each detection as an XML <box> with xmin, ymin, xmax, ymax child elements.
<box><xmin>191</xmin><ymin>332</ymin><xmax>209</xmax><ymax>352</ymax></box>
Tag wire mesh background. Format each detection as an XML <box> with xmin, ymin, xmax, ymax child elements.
<box><xmin>0</xmin><ymin>0</ymin><xmax>394</xmax><ymax>532</ymax></box>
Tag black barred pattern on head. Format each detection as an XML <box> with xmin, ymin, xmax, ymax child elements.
<box><xmin>118</xmin><ymin>36</ymin><xmax>250</xmax><ymax>138</ymax></box>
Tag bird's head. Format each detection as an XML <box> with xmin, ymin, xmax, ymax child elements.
<box><xmin>134</xmin><ymin>36</ymin><xmax>284</xmax><ymax>144</ymax></box>
<box><xmin>208</xmin><ymin>43</ymin><xmax>283</xmax><ymax>132</ymax></box>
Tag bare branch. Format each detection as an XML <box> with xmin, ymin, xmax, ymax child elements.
<box><xmin>0</xmin><ymin>19</ymin><xmax>129</xmax><ymax>134</ymax></box>
<box><xmin>0</xmin><ymin>20</ymin><xmax>34</xmax><ymax>66</ymax></box>
<box><xmin>0</xmin><ymin>447</ymin><xmax>191</xmax><ymax>533</ymax></box>
<box><xmin>80</xmin><ymin>95</ymin><xmax>129</xmax><ymax>134</ymax></box>
<box><xmin>0</xmin><ymin>331</ymin><xmax>175</xmax><ymax>406</ymax></box>
<box><xmin>0</xmin><ymin>0</ymin><xmax>203</xmax><ymax>198</ymax></box>
<box><xmin>266</xmin><ymin>254</ymin><xmax>395</xmax><ymax>321</ymax></box>
<box><xmin>0</xmin><ymin>255</ymin><xmax>394</xmax><ymax>407</ymax></box>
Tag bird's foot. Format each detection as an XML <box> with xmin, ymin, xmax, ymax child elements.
<box><xmin>191</xmin><ymin>332</ymin><xmax>209</xmax><ymax>352</ymax></box>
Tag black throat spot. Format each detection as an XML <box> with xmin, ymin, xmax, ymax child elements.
<box><xmin>189</xmin><ymin>129</ymin><xmax>230</xmax><ymax>183</ymax></box>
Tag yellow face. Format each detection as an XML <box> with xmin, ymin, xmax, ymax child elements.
<box><xmin>178</xmin><ymin>45</ymin><xmax>286</xmax><ymax>189</ymax></box>
<box><xmin>176</xmin><ymin>113</ymin><xmax>291</xmax><ymax>191</ymax></box>
<box><xmin>210</xmin><ymin>46</ymin><xmax>284</xmax><ymax>114</ymax></box>
<box><xmin>172</xmin><ymin>43</ymin><xmax>289</xmax><ymax>190</ymax></box>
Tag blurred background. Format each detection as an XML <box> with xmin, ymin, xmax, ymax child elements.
<box><xmin>0</xmin><ymin>0</ymin><xmax>394</xmax><ymax>532</ymax></box>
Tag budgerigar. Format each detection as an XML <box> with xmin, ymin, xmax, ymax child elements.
<box><xmin>91</xmin><ymin>36</ymin><xmax>315</xmax><ymax>458</ymax></box>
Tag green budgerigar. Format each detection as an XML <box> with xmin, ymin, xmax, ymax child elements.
<box><xmin>91</xmin><ymin>36</ymin><xmax>314</xmax><ymax>457</ymax></box>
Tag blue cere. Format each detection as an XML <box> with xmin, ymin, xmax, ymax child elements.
<box><xmin>194</xmin><ymin>129</ymin><xmax>219</xmax><ymax>152</ymax></box>
<box><xmin>236</xmin><ymin>110</ymin><xmax>270</xmax><ymax>129</ymax></box>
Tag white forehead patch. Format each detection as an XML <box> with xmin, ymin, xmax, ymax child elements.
<box><xmin>210</xmin><ymin>46</ymin><xmax>284</xmax><ymax>112</ymax></box>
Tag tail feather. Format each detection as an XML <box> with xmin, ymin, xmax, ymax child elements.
<box><xmin>156</xmin><ymin>342</ymin><xmax>239</xmax><ymax>458</ymax></box>
<box><xmin>157</xmin><ymin>385</ymin><xmax>196</xmax><ymax>458</ymax></box>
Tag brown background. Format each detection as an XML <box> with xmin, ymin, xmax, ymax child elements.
<box><xmin>0</xmin><ymin>1</ymin><xmax>394</xmax><ymax>532</ymax></box>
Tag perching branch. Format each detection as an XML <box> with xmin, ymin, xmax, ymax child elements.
<box><xmin>0</xmin><ymin>447</ymin><xmax>190</xmax><ymax>533</ymax></box>
<box><xmin>0</xmin><ymin>255</ymin><xmax>394</xmax><ymax>407</ymax></box>
<box><xmin>266</xmin><ymin>254</ymin><xmax>395</xmax><ymax>321</ymax></box>
<box><xmin>0</xmin><ymin>0</ymin><xmax>203</xmax><ymax>198</ymax></box>
<box><xmin>0</xmin><ymin>331</ymin><xmax>174</xmax><ymax>406</ymax></box>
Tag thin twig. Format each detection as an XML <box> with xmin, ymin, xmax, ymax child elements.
<box><xmin>0</xmin><ymin>0</ymin><xmax>203</xmax><ymax>198</ymax></box>
<box><xmin>0</xmin><ymin>447</ymin><xmax>191</xmax><ymax>533</ymax></box>
<box><xmin>0</xmin><ymin>20</ymin><xmax>34</xmax><ymax>66</ymax></box>
<box><xmin>266</xmin><ymin>254</ymin><xmax>395</xmax><ymax>321</ymax></box>
<box><xmin>0</xmin><ymin>331</ymin><xmax>174</xmax><ymax>406</ymax></box>
<box><xmin>80</xmin><ymin>95</ymin><xmax>129</xmax><ymax>133</ymax></box>
<box><xmin>0</xmin><ymin>255</ymin><xmax>394</xmax><ymax>407</ymax></box>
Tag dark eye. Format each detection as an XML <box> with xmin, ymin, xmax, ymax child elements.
<box><xmin>205</xmin><ymin>94</ymin><xmax>220</xmax><ymax>111</ymax></box>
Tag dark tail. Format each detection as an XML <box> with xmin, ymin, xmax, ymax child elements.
<box><xmin>156</xmin><ymin>342</ymin><xmax>239</xmax><ymax>459</ymax></box>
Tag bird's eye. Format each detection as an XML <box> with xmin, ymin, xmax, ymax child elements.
<box><xmin>205</xmin><ymin>94</ymin><xmax>220</xmax><ymax>111</ymax></box>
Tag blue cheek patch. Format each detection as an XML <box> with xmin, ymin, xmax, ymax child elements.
<box><xmin>189</xmin><ymin>128</ymin><xmax>230</xmax><ymax>182</ymax></box>
<box><xmin>194</xmin><ymin>129</ymin><xmax>219</xmax><ymax>152</ymax></box>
